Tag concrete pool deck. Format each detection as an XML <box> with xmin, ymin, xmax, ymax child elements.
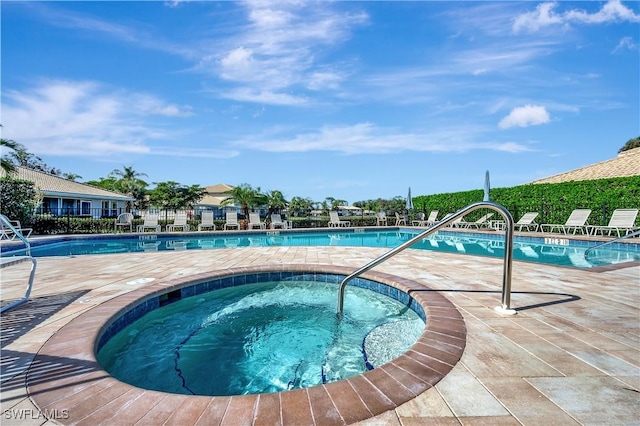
<box><xmin>1</xmin><ymin>238</ymin><xmax>639</xmax><ymax>425</ymax></box>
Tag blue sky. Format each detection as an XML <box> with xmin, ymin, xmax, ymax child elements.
<box><xmin>2</xmin><ymin>1</ymin><xmax>639</xmax><ymax>204</ymax></box>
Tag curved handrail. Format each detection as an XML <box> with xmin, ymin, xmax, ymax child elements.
<box><xmin>0</xmin><ymin>214</ymin><xmax>31</xmax><ymax>256</ymax></box>
<box><xmin>337</xmin><ymin>201</ymin><xmax>516</xmax><ymax>316</ymax></box>
<box><xmin>584</xmin><ymin>228</ymin><xmax>640</xmax><ymax>259</ymax></box>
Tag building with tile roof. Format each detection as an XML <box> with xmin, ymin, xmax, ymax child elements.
<box><xmin>529</xmin><ymin>147</ymin><xmax>640</xmax><ymax>184</ymax></box>
<box><xmin>1</xmin><ymin>166</ymin><xmax>133</xmax><ymax>217</ymax></box>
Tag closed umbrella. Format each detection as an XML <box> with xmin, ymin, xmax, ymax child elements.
<box><xmin>406</xmin><ymin>187</ymin><xmax>414</xmax><ymax>211</ymax></box>
<box><xmin>483</xmin><ymin>171</ymin><xmax>491</xmax><ymax>202</ymax></box>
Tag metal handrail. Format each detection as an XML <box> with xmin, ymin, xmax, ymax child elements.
<box><xmin>0</xmin><ymin>214</ymin><xmax>31</xmax><ymax>256</ymax></box>
<box><xmin>337</xmin><ymin>201</ymin><xmax>516</xmax><ymax>316</ymax></box>
<box><xmin>584</xmin><ymin>228</ymin><xmax>640</xmax><ymax>259</ymax></box>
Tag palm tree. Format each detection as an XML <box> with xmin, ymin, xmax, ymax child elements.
<box><xmin>220</xmin><ymin>183</ymin><xmax>266</xmax><ymax>219</ymax></box>
<box><xmin>0</xmin><ymin>138</ymin><xmax>18</xmax><ymax>175</ymax></box>
<box><xmin>265</xmin><ymin>190</ymin><xmax>288</xmax><ymax>215</ymax></box>
<box><xmin>109</xmin><ymin>166</ymin><xmax>149</xmax><ymax>211</ymax></box>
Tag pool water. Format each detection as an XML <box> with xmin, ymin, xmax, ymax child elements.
<box><xmin>6</xmin><ymin>230</ymin><xmax>639</xmax><ymax>268</ymax></box>
<box><xmin>96</xmin><ymin>280</ymin><xmax>424</xmax><ymax>396</ymax></box>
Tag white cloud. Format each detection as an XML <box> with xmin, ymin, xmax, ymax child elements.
<box><xmin>498</xmin><ymin>105</ymin><xmax>551</xmax><ymax>129</ymax></box>
<box><xmin>513</xmin><ymin>0</ymin><xmax>640</xmax><ymax>33</ymax></box>
<box><xmin>0</xmin><ymin>80</ymin><xmax>231</xmax><ymax>159</ymax></box>
<box><xmin>232</xmin><ymin>123</ymin><xmax>533</xmax><ymax>155</ymax></box>
<box><xmin>613</xmin><ymin>36</ymin><xmax>638</xmax><ymax>53</ymax></box>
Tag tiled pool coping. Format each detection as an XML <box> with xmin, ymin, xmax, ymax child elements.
<box><xmin>27</xmin><ymin>264</ymin><xmax>465</xmax><ymax>425</ymax></box>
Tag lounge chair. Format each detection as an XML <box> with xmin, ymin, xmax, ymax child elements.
<box><xmin>514</xmin><ymin>212</ymin><xmax>539</xmax><ymax>232</ymax></box>
<box><xmin>328</xmin><ymin>211</ymin><xmax>350</xmax><ymax>227</ymax></box>
<box><xmin>588</xmin><ymin>209</ymin><xmax>639</xmax><ymax>237</ymax></box>
<box><xmin>422</xmin><ymin>210</ymin><xmax>439</xmax><ymax>226</ymax></box>
<box><xmin>136</xmin><ymin>213</ymin><xmax>161</xmax><ymax>233</ymax></box>
<box><xmin>459</xmin><ymin>213</ymin><xmax>494</xmax><ymax>229</ymax></box>
<box><xmin>114</xmin><ymin>212</ymin><xmax>134</xmax><ymax>233</ymax></box>
<box><xmin>0</xmin><ymin>217</ymin><xmax>33</xmax><ymax>240</ymax></box>
<box><xmin>394</xmin><ymin>212</ymin><xmax>407</xmax><ymax>226</ymax></box>
<box><xmin>248</xmin><ymin>212</ymin><xmax>266</xmax><ymax>230</ymax></box>
<box><xmin>166</xmin><ymin>211</ymin><xmax>190</xmax><ymax>232</ymax></box>
<box><xmin>376</xmin><ymin>211</ymin><xmax>388</xmax><ymax>226</ymax></box>
<box><xmin>270</xmin><ymin>214</ymin><xmax>289</xmax><ymax>229</ymax></box>
<box><xmin>411</xmin><ymin>212</ymin><xmax>425</xmax><ymax>226</ymax></box>
<box><xmin>224</xmin><ymin>211</ymin><xmax>240</xmax><ymax>230</ymax></box>
<box><xmin>197</xmin><ymin>211</ymin><xmax>216</xmax><ymax>231</ymax></box>
<box><xmin>541</xmin><ymin>209</ymin><xmax>591</xmax><ymax>235</ymax></box>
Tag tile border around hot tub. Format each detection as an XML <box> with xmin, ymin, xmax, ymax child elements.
<box><xmin>28</xmin><ymin>264</ymin><xmax>466</xmax><ymax>426</ymax></box>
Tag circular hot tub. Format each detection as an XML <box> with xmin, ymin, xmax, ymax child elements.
<box><xmin>27</xmin><ymin>265</ymin><xmax>466</xmax><ymax>425</ymax></box>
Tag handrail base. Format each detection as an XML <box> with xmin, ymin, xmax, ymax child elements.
<box><xmin>494</xmin><ymin>306</ymin><xmax>517</xmax><ymax>315</ymax></box>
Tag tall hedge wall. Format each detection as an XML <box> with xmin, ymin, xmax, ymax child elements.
<box><xmin>413</xmin><ymin>176</ymin><xmax>640</xmax><ymax>227</ymax></box>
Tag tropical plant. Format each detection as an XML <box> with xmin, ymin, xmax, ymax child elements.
<box><xmin>8</xmin><ymin>143</ymin><xmax>61</xmax><ymax>175</ymax></box>
<box><xmin>148</xmin><ymin>181</ymin><xmax>206</xmax><ymax>212</ymax></box>
<box><xmin>289</xmin><ymin>196</ymin><xmax>314</xmax><ymax>217</ymax></box>
<box><xmin>619</xmin><ymin>136</ymin><xmax>640</xmax><ymax>153</ymax></box>
<box><xmin>0</xmin><ymin>178</ymin><xmax>39</xmax><ymax>225</ymax></box>
<box><xmin>1</xmin><ymin>138</ymin><xmax>18</xmax><ymax>175</ymax></box>
<box><xmin>109</xmin><ymin>166</ymin><xmax>149</xmax><ymax>211</ymax></box>
<box><xmin>265</xmin><ymin>190</ymin><xmax>288</xmax><ymax>216</ymax></box>
<box><xmin>220</xmin><ymin>183</ymin><xmax>267</xmax><ymax>218</ymax></box>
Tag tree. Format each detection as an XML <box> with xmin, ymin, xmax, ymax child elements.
<box><xmin>109</xmin><ymin>166</ymin><xmax>149</xmax><ymax>211</ymax></box>
<box><xmin>265</xmin><ymin>190</ymin><xmax>288</xmax><ymax>217</ymax></box>
<box><xmin>220</xmin><ymin>183</ymin><xmax>267</xmax><ymax>219</ymax></box>
<box><xmin>62</xmin><ymin>173</ymin><xmax>83</xmax><ymax>181</ymax></box>
<box><xmin>289</xmin><ymin>196</ymin><xmax>314</xmax><ymax>217</ymax></box>
<box><xmin>0</xmin><ymin>178</ymin><xmax>39</xmax><ymax>225</ymax></box>
<box><xmin>9</xmin><ymin>143</ymin><xmax>61</xmax><ymax>175</ymax></box>
<box><xmin>148</xmin><ymin>181</ymin><xmax>206</xmax><ymax>212</ymax></box>
<box><xmin>619</xmin><ymin>136</ymin><xmax>640</xmax><ymax>153</ymax></box>
<box><xmin>1</xmin><ymin>138</ymin><xmax>18</xmax><ymax>175</ymax></box>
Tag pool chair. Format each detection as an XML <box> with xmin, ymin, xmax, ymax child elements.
<box><xmin>421</xmin><ymin>210</ymin><xmax>439</xmax><ymax>226</ymax></box>
<box><xmin>197</xmin><ymin>211</ymin><xmax>216</xmax><ymax>231</ymax></box>
<box><xmin>270</xmin><ymin>214</ymin><xmax>289</xmax><ymax>229</ymax></box>
<box><xmin>224</xmin><ymin>211</ymin><xmax>240</xmax><ymax>230</ymax></box>
<box><xmin>136</xmin><ymin>213</ymin><xmax>161</xmax><ymax>233</ymax></box>
<box><xmin>588</xmin><ymin>209</ymin><xmax>639</xmax><ymax>237</ymax></box>
<box><xmin>248</xmin><ymin>213</ymin><xmax>266</xmax><ymax>230</ymax></box>
<box><xmin>458</xmin><ymin>212</ymin><xmax>495</xmax><ymax>229</ymax></box>
<box><xmin>394</xmin><ymin>212</ymin><xmax>407</xmax><ymax>226</ymax></box>
<box><xmin>514</xmin><ymin>212</ymin><xmax>539</xmax><ymax>232</ymax></box>
<box><xmin>411</xmin><ymin>212</ymin><xmax>425</xmax><ymax>226</ymax></box>
<box><xmin>540</xmin><ymin>209</ymin><xmax>592</xmax><ymax>235</ymax></box>
<box><xmin>166</xmin><ymin>211</ymin><xmax>190</xmax><ymax>232</ymax></box>
<box><xmin>328</xmin><ymin>211</ymin><xmax>350</xmax><ymax>227</ymax></box>
<box><xmin>376</xmin><ymin>211</ymin><xmax>388</xmax><ymax>226</ymax></box>
<box><xmin>114</xmin><ymin>212</ymin><xmax>134</xmax><ymax>233</ymax></box>
<box><xmin>0</xmin><ymin>218</ymin><xmax>33</xmax><ymax>240</ymax></box>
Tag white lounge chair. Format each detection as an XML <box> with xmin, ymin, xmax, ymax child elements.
<box><xmin>514</xmin><ymin>212</ymin><xmax>539</xmax><ymax>232</ymax></box>
<box><xmin>376</xmin><ymin>211</ymin><xmax>388</xmax><ymax>226</ymax></box>
<box><xmin>198</xmin><ymin>211</ymin><xmax>216</xmax><ymax>231</ymax></box>
<box><xmin>411</xmin><ymin>212</ymin><xmax>425</xmax><ymax>226</ymax></box>
<box><xmin>541</xmin><ymin>209</ymin><xmax>591</xmax><ymax>235</ymax></box>
<box><xmin>166</xmin><ymin>211</ymin><xmax>190</xmax><ymax>232</ymax></box>
<box><xmin>422</xmin><ymin>210</ymin><xmax>439</xmax><ymax>226</ymax></box>
<box><xmin>588</xmin><ymin>209</ymin><xmax>639</xmax><ymax>237</ymax></box>
<box><xmin>394</xmin><ymin>212</ymin><xmax>407</xmax><ymax>226</ymax></box>
<box><xmin>0</xmin><ymin>217</ymin><xmax>33</xmax><ymax>240</ymax></box>
<box><xmin>328</xmin><ymin>211</ymin><xmax>350</xmax><ymax>227</ymax></box>
<box><xmin>460</xmin><ymin>212</ymin><xmax>495</xmax><ymax>229</ymax></box>
<box><xmin>270</xmin><ymin>214</ymin><xmax>289</xmax><ymax>229</ymax></box>
<box><xmin>114</xmin><ymin>212</ymin><xmax>134</xmax><ymax>233</ymax></box>
<box><xmin>136</xmin><ymin>213</ymin><xmax>161</xmax><ymax>233</ymax></box>
<box><xmin>248</xmin><ymin>212</ymin><xmax>266</xmax><ymax>230</ymax></box>
<box><xmin>224</xmin><ymin>211</ymin><xmax>240</xmax><ymax>230</ymax></box>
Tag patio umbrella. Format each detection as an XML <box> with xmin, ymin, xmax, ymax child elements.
<box><xmin>483</xmin><ymin>170</ymin><xmax>491</xmax><ymax>202</ymax></box>
<box><xmin>406</xmin><ymin>187</ymin><xmax>414</xmax><ymax>211</ymax></box>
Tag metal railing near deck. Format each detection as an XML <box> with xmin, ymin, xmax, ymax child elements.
<box><xmin>337</xmin><ymin>201</ymin><xmax>517</xmax><ymax>316</ymax></box>
<box><xmin>584</xmin><ymin>228</ymin><xmax>640</xmax><ymax>260</ymax></box>
<box><xmin>0</xmin><ymin>214</ymin><xmax>37</xmax><ymax>313</ymax></box>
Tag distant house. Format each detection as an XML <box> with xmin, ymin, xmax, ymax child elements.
<box><xmin>2</xmin><ymin>166</ymin><xmax>133</xmax><ymax>218</ymax></box>
<box><xmin>195</xmin><ymin>183</ymin><xmax>236</xmax><ymax>219</ymax></box>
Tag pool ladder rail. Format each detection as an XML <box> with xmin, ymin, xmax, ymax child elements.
<box><xmin>337</xmin><ymin>201</ymin><xmax>517</xmax><ymax>316</ymax></box>
<box><xmin>584</xmin><ymin>228</ymin><xmax>640</xmax><ymax>261</ymax></box>
<box><xmin>0</xmin><ymin>214</ymin><xmax>37</xmax><ymax>313</ymax></box>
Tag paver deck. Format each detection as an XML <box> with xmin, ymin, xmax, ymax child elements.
<box><xmin>1</xmin><ymin>236</ymin><xmax>639</xmax><ymax>425</ymax></box>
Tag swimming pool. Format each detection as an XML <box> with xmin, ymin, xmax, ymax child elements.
<box><xmin>3</xmin><ymin>229</ymin><xmax>639</xmax><ymax>268</ymax></box>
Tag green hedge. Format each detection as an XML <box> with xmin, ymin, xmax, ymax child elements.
<box><xmin>413</xmin><ymin>176</ymin><xmax>640</xmax><ymax>226</ymax></box>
